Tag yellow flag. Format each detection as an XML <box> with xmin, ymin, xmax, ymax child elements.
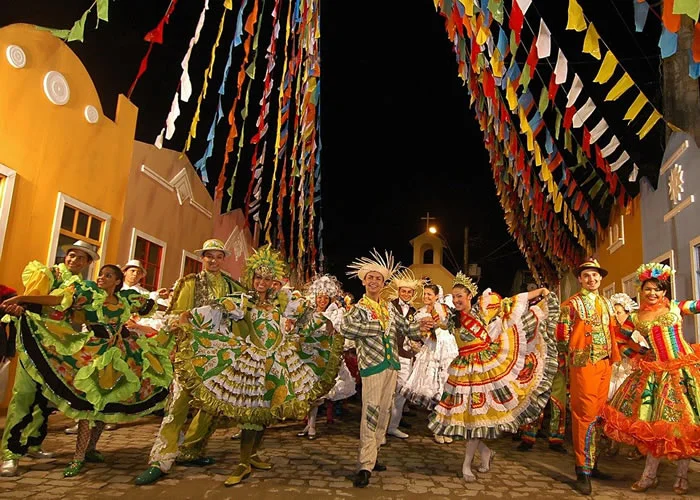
<box><xmin>476</xmin><ymin>25</ymin><xmax>490</xmax><ymax>45</ymax></box>
<box><xmin>593</xmin><ymin>51</ymin><xmax>618</xmax><ymax>84</ymax></box>
<box><xmin>542</xmin><ymin>164</ymin><xmax>552</xmax><ymax>182</ymax></box>
<box><xmin>534</xmin><ymin>143</ymin><xmax>542</xmax><ymax>166</ymax></box>
<box><xmin>637</xmin><ymin>110</ymin><xmax>662</xmax><ymax>139</ymax></box>
<box><xmin>605</xmin><ymin>73</ymin><xmax>634</xmax><ymax>101</ymax></box>
<box><xmin>582</xmin><ymin>23</ymin><xmax>601</xmax><ymax>59</ymax></box>
<box><xmin>623</xmin><ymin>92</ymin><xmax>648</xmax><ymax>121</ymax></box>
<box><xmin>554</xmin><ymin>191</ymin><xmax>563</xmax><ymax>213</ymax></box>
<box><xmin>458</xmin><ymin>0</ymin><xmax>473</xmax><ymax>16</ymax></box>
<box><xmin>526</xmin><ymin>130</ymin><xmax>534</xmax><ymax>151</ymax></box>
<box><xmin>567</xmin><ymin>0</ymin><xmax>587</xmax><ymax>32</ymax></box>
<box><xmin>506</xmin><ymin>82</ymin><xmax>518</xmax><ymax>110</ymax></box>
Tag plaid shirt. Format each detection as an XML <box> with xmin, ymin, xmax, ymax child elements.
<box><xmin>341</xmin><ymin>295</ymin><xmax>422</xmax><ymax>377</ymax></box>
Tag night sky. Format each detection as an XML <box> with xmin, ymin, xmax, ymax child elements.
<box><xmin>2</xmin><ymin>1</ymin><xmax>663</xmax><ymax>297</ymax></box>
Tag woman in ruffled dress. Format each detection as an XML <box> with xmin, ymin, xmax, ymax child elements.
<box><xmin>428</xmin><ymin>273</ymin><xmax>559</xmax><ymax>482</ymax></box>
<box><xmin>400</xmin><ymin>283</ymin><xmax>458</xmax><ymax>443</ymax></box>
<box><xmin>172</xmin><ymin>246</ymin><xmax>343</xmax><ymax>486</ymax></box>
<box><xmin>602</xmin><ymin>263</ymin><xmax>700</xmax><ymax>495</ymax></box>
<box><xmin>296</xmin><ymin>275</ymin><xmax>354</xmax><ymax>440</ymax></box>
<box><xmin>1</xmin><ymin>264</ymin><xmax>172</xmax><ymax>477</ymax></box>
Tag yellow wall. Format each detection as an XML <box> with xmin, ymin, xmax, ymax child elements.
<box><xmin>595</xmin><ymin>196</ymin><xmax>644</xmax><ymax>298</ymax></box>
<box><xmin>0</xmin><ymin>24</ymin><xmax>137</xmax><ymax>291</ymax></box>
<box><xmin>118</xmin><ymin>141</ymin><xmax>215</xmax><ymax>288</ymax></box>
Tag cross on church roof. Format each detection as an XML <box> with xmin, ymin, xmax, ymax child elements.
<box><xmin>421</xmin><ymin>212</ymin><xmax>436</xmax><ymax>232</ymax></box>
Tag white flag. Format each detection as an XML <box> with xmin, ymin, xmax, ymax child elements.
<box><xmin>572</xmin><ymin>97</ymin><xmax>595</xmax><ymax>128</ymax></box>
<box><xmin>609</xmin><ymin>151</ymin><xmax>630</xmax><ymax>171</ymax></box>
<box><xmin>600</xmin><ymin>136</ymin><xmax>620</xmax><ymax>158</ymax></box>
<box><xmin>536</xmin><ymin>20</ymin><xmax>551</xmax><ymax>58</ymax></box>
<box><xmin>566</xmin><ymin>74</ymin><xmax>583</xmax><ymax>108</ymax></box>
<box><xmin>589</xmin><ymin>118</ymin><xmax>608</xmax><ymax>144</ymax></box>
<box><xmin>554</xmin><ymin>49</ymin><xmax>568</xmax><ymax>85</ymax></box>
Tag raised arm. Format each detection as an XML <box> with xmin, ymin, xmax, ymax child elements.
<box><xmin>679</xmin><ymin>300</ymin><xmax>700</xmax><ymax>316</ymax></box>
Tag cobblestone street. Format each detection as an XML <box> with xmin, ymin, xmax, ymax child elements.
<box><xmin>1</xmin><ymin>398</ymin><xmax>696</xmax><ymax>499</ymax></box>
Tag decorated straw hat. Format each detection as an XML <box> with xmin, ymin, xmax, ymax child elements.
<box><xmin>123</xmin><ymin>259</ymin><xmax>145</xmax><ymax>272</ymax></box>
<box><xmin>194</xmin><ymin>239</ymin><xmax>231</xmax><ymax>257</ymax></box>
<box><xmin>575</xmin><ymin>257</ymin><xmax>608</xmax><ymax>278</ymax></box>
<box><xmin>347</xmin><ymin>249</ymin><xmax>400</xmax><ymax>282</ymax></box>
<box><xmin>242</xmin><ymin>245</ymin><xmax>287</xmax><ymax>287</ymax></box>
<box><xmin>635</xmin><ymin>262</ymin><xmax>674</xmax><ymax>286</ymax></box>
<box><xmin>61</xmin><ymin>240</ymin><xmax>100</xmax><ymax>261</ymax></box>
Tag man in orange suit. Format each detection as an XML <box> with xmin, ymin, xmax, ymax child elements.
<box><xmin>557</xmin><ymin>258</ymin><xmax>626</xmax><ymax>495</ymax></box>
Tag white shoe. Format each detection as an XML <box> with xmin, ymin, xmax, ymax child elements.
<box><xmin>0</xmin><ymin>459</ymin><xmax>18</xmax><ymax>477</ymax></box>
<box><xmin>434</xmin><ymin>434</ymin><xmax>445</xmax><ymax>444</ymax></box>
<box><xmin>27</xmin><ymin>449</ymin><xmax>55</xmax><ymax>459</ymax></box>
<box><xmin>65</xmin><ymin>423</ymin><xmax>79</xmax><ymax>435</ymax></box>
<box><xmin>443</xmin><ymin>436</ymin><xmax>453</xmax><ymax>444</ymax></box>
<box><xmin>387</xmin><ymin>429</ymin><xmax>409</xmax><ymax>439</ymax></box>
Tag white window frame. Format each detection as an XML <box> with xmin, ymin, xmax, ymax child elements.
<box><xmin>47</xmin><ymin>193</ymin><xmax>111</xmax><ymax>279</ymax></box>
<box><xmin>621</xmin><ymin>271</ymin><xmax>639</xmax><ymax>303</ymax></box>
<box><xmin>602</xmin><ymin>283</ymin><xmax>616</xmax><ymax>299</ymax></box>
<box><xmin>0</xmin><ymin>164</ymin><xmax>17</xmax><ymax>260</ymax></box>
<box><xmin>607</xmin><ymin>214</ymin><xmax>625</xmax><ymax>254</ymax></box>
<box><xmin>128</xmin><ymin>228</ymin><xmax>167</xmax><ymax>289</ymax></box>
<box><xmin>180</xmin><ymin>250</ymin><xmax>202</xmax><ymax>278</ymax></box>
<box><xmin>690</xmin><ymin>236</ymin><xmax>700</xmax><ymax>343</ymax></box>
<box><xmin>651</xmin><ymin>249</ymin><xmax>677</xmax><ymax>300</ymax></box>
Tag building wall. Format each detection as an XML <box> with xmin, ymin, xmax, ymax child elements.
<box><xmin>213</xmin><ymin>209</ymin><xmax>254</xmax><ymax>282</ymax></box>
<box><xmin>640</xmin><ymin>131</ymin><xmax>700</xmax><ymax>342</ymax></box>
<box><xmin>0</xmin><ymin>24</ymin><xmax>138</xmax><ymax>411</ymax></box>
<box><xmin>595</xmin><ymin>196</ymin><xmax>644</xmax><ymax>301</ymax></box>
<box><xmin>117</xmin><ymin>141</ymin><xmax>216</xmax><ymax>288</ymax></box>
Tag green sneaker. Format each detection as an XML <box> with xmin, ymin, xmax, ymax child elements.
<box><xmin>135</xmin><ymin>466</ymin><xmax>164</xmax><ymax>485</ymax></box>
<box><xmin>85</xmin><ymin>450</ymin><xmax>105</xmax><ymax>463</ymax></box>
<box><xmin>64</xmin><ymin>460</ymin><xmax>85</xmax><ymax>478</ymax></box>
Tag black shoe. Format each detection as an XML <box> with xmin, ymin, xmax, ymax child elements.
<box><xmin>591</xmin><ymin>467</ymin><xmax>612</xmax><ymax>480</ymax></box>
<box><xmin>516</xmin><ymin>441</ymin><xmax>533</xmax><ymax>452</ymax></box>
<box><xmin>512</xmin><ymin>431</ymin><xmax>522</xmax><ymax>442</ymax></box>
<box><xmin>353</xmin><ymin>470</ymin><xmax>371</xmax><ymax>488</ymax></box>
<box><xmin>576</xmin><ymin>473</ymin><xmax>592</xmax><ymax>495</ymax></box>
<box><xmin>176</xmin><ymin>456</ymin><xmax>216</xmax><ymax>467</ymax></box>
<box><xmin>373</xmin><ymin>462</ymin><xmax>386</xmax><ymax>472</ymax></box>
<box><xmin>399</xmin><ymin>419</ymin><xmax>412</xmax><ymax>429</ymax></box>
<box><xmin>549</xmin><ymin>443</ymin><xmax>567</xmax><ymax>454</ymax></box>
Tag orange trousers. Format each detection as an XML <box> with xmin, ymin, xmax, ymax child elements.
<box><xmin>569</xmin><ymin>359</ymin><xmax>612</xmax><ymax>473</ymax></box>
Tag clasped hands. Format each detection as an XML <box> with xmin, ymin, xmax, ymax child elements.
<box><xmin>418</xmin><ymin>317</ymin><xmax>435</xmax><ymax>332</ymax></box>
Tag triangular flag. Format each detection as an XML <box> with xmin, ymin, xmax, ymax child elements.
<box><xmin>609</xmin><ymin>151</ymin><xmax>630</xmax><ymax>172</ymax></box>
<box><xmin>659</xmin><ymin>27</ymin><xmax>679</xmax><ymax>58</ymax></box>
<box><xmin>589</xmin><ymin>118</ymin><xmax>608</xmax><ymax>144</ymax></box>
<box><xmin>674</xmin><ymin>0</ymin><xmax>700</xmax><ymax>22</ymax></box>
<box><xmin>572</xmin><ymin>97</ymin><xmax>595</xmax><ymax>128</ymax></box>
<box><xmin>516</xmin><ymin>0</ymin><xmax>532</xmax><ymax>14</ymax></box>
<box><xmin>566</xmin><ymin>74</ymin><xmax>583</xmax><ymax>107</ymax></box>
<box><xmin>629</xmin><ymin>163</ymin><xmax>639</xmax><ymax>182</ymax></box>
<box><xmin>605</xmin><ymin>72</ymin><xmax>634</xmax><ymax>101</ymax></box>
<box><xmin>582</xmin><ymin>23</ymin><xmax>601</xmax><ymax>59</ymax></box>
<box><xmin>637</xmin><ymin>109</ymin><xmax>662</xmax><ymax>139</ymax></box>
<box><xmin>600</xmin><ymin>136</ymin><xmax>620</xmax><ymax>157</ymax></box>
<box><xmin>623</xmin><ymin>92</ymin><xmax>648</xmax><ymax>122</ymax></box>
<box><xmin>663</xmin><ymin>0</ymin><xmax>681</xmax><ymax>32</ymax></box>
<box><xmin>634</xmin><ymin>0</ymin><xmax>650</xmax><ymax>32</ymax></box>
<box><xmin>593</xmin><ymin>51</ymin><xmax>618</xmax><ymax>83</ymax></box>
<box><xmin>554</xmin><ymin>49</ymin><xmax>568</xmax><ymax>84</ymax></box>
<box><xmin>538</xmin><ymin>86</ymin><xmax>549</xmax><ymax>114</ymax></box>
<box><xmin>536</xmin><ymin>19</ymin><xmax>551</xmax><ymax>58</ymax></box>
<box><xmin>567</xmin><ymin>0</ymin><xmax>587</xmax><ymax>32</ymax></box>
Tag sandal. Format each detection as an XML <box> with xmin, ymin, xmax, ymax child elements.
<box><xmin>477</xmin><ymin>450</ymin><xmax>495</xmax><ymax>473</ymax></box>
<box><xmin>673</xmin><ymin>475</ymin><xmax>689</xmax><ymax>495</ymax></box>
<box><xmin>64</xmin><ymin>460</ymin><xmax>85</xmax><ymax>478</ymax></box>
<box><xmin>630</xmin><ymin>475</ymin><xmax>659</xmax><ymax>492</ymax></box>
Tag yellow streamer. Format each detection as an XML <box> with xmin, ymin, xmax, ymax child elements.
<box><xmin>582</xmin><ymin>23</ymin><xmax>601</xmax><ymax>60</ymax></box>
<box><xmin>605</xmin><ymin>72</ymin><xmax>634</xmax><ymax>101</ymax></box>
<box><xmin>458</xmin><ymin>0</ymin><xmax>473</xmax><ymax>16</ymax></box>
<box><xmin>637</xmin><ymin>110</ymin><xmax>662</xmax><ymax>139</ymax></box>
<box><xmin>567</xmin><ymin>0</ymin><xmax>587</xmax><ymax>32</ymax></box>
<box><xmin>623</xmin><ymin>92</ymin><xmax>648</xmax><ymax>121</ymax></box>
<box><xmin>506</xmin><ymin>82</ymin><xmax>518</xmax><ymax>110</ymax></box>
<box><xmin>593</xmin><ymin>51</ymin><xmax>618</xmax><ymax>84</ymax></box>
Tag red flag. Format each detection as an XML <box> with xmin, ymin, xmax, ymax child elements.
<box><xmin>509</xmin><ymin>1</ymin><xmax>524</xmax><ymax>45</ymax></box>
<box><xmin>582</xmin><ymin>126</ymin><xmax>591</xmax><ymax>157</ymax></box>
<box><xmin>548</xmin><ymin>72</ymin><xmax>559</xmax><ymax>100</ymax></box>
<box><xmin>526</xmin><ymin>37</ymin><xmax>538</xmax><ymax>78</ymax></box>
<box><xmin>563</xmin><ymin>106</ymin><xmax>576</xmax><ymax>129</ymax></box>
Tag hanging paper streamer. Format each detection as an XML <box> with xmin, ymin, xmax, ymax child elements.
<box><xmin>634</xmin><ymin>1</ymin><xmax>650</xmax><ymax>32</ymax></box>
<box><xmin>36</xmin><ymin>0</ymin><xmax>110</xmax><ymax>42</ymax></box>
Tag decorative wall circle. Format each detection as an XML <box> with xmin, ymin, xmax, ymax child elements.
<box><xmin>6</xmin><ymin>45</ymin><xmax>26</xmax><ymax>68</ymax></box>
<box><xmin>84</xmin><ymin>105</ymin><xmax>99</xmax><ymax>124</ymax></box>
<box><xmin>43</xmin><ymin>71</ymin><xmax>70</xmax><ymax>105</ymax></box>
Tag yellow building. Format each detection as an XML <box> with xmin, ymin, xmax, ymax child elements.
<box><xmin>408</xmin><ymin>231</ymin><xmax>456</xmax><ymax>294</ymax></box>
<box><xmin>594</xmin><ymin>196</ymin><xmax>644</xmax><ymax>301</ymax></box>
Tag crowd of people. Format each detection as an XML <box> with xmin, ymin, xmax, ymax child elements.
<box><xmin>0</xmin><ymin>241</ymin><xmax>698</xmax><ymax>495</ymax></box>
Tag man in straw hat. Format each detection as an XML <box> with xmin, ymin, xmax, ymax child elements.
<box><xmin>557</xmin><ymin>258</ymin><xmax>641</xmax><ymax>494</ymax></box>
<box><xmin>135</xmin><ymin>239</ymin><xmax>244</xmax><ymax>485</ymax></box>
<box><xmin>1</xmin><ymin>240</ymin><xmax>98</xmax><ymax>476</ymax></box>
<box><xmin>386</xmin><ymin>269</ymin><xmax>423</xmax><ymax>440</ymax></box>
<box><xmin>341</xmin><ymin>250</ymin><xmax>433</xmax><ymax>488</ymax></box>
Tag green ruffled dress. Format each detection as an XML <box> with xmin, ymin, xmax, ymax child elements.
<box><xmin>16</xmin><ymin>281</ymin><xmax>174</xmax><ymax>423</ymax></box>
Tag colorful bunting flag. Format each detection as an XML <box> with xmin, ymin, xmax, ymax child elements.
<box><xmin>605</xmin><ymin>72</ymin><xmax>634</xmax><ymax>101</ymax></box>
<box><xmin>566</xmin><ymin>0</ymin><xmax>587</xmax><ymax>32</ymax></box>
<box><xmin>594</xmin><ymin>51</ymin><xmax>618</xmax><ymax>83</ymax></box>
<box><xmin>582</xmin><ymin>23</ymin><xmax>601</xmax><ymax>59</ymax></box>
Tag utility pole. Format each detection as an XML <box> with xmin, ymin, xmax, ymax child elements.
<box><xmin>463</xmin><ymin>226</ymin><xmax>469</xmax><ymax>273</ymax></box>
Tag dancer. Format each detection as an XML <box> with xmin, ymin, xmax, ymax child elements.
<box><xmin>135</xmin><ymin>239</ymin><xmax>244</xmax><ymax>485</ymax></box>
<box><xmin>386</xmin><ymin>269</ymin><xmax>423</xmax><ymax>440</ymax></box>
<box><xmin>602</xmin><ymin>263</ymin><xmax>700</xmax><ymax>495</ymax></box>
<box><xmin>163</xmin><ymin>246</ymin><xmax>342</xmax><ymax>486</ymax></box>
<box><xmin>341</xmin><ymin>250</ymin><xmax>431</xmax><ymax>488</ymax></box>
<box><xmin>0</xmin><ymin>240</ymin><xmax>98</xmax><ymax>476</ymax></box>
<box><xmin>429</xmin><ymin>273</ymin><xmax>559</xmax><ymax>483</ymax></box>
<box><xmin>0</xmin><ymin>264</ymin><xmax>171</xmax><ymax>477</ymax></box>
<box><xmin>400</xmin><ymin>283</ymin><xmax>458</xmax><ymax>444</ymax></box>
<box><xmin>557</xmin><ymin>258</ymin><xmax>645</xmax><ymax>495</ymax></box>
<box><xmin>296</xmin><ymin>275</ymin><xmax>352</xmax><ymax>440</ymax></box>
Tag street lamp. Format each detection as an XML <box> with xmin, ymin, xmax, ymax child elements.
<box><xmin>428</xmin><ymin>226</ymin><xmax>437</xmax><ymax>234</ymax></box>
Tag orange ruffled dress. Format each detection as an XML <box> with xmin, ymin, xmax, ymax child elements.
<box><xmin>602</xmin><ymin>300</ymin><xmax>700</xmax><ymax>459</ymax></box>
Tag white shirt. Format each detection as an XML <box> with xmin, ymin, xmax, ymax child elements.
<box><xmin>397</xmin><ymin>299</ymin><xmax>411</xmax><ymax>317</ymax></box>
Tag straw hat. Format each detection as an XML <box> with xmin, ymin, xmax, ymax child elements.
<box><xmin>194</xmin><ymin>239</ymin><xmax>231</xmax><ymax>257</ymax></box>
<box><xmin>575</xmin><ymin>257</ymin><xmax>608</xmax><ymax>278</ymax></box>
<box><xmin>123</xmin><ymin>259</ymin><xmax>145</xmax><ymax>273</ymax></box>
<box><xmin>61</xmin><ymin>240</ymin><xmax>100</xmax><ymax>261</ymax></box>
